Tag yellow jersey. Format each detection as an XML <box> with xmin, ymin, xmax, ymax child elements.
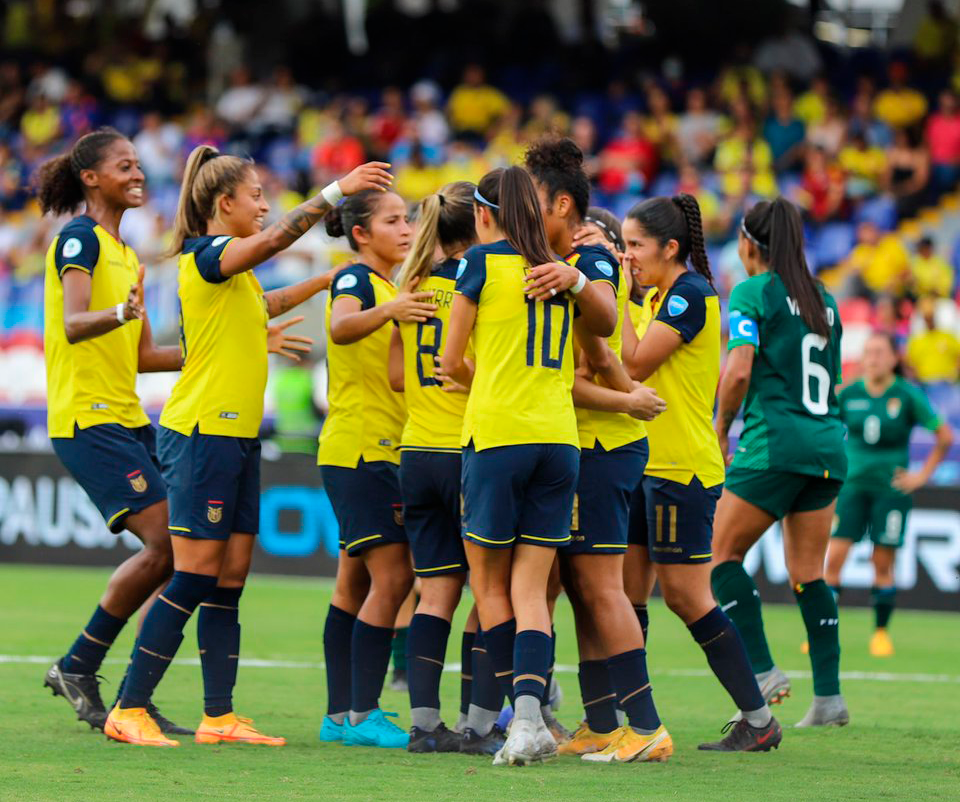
<box><xmin>456</xmin><ymin>239</ymin><xmax>578</xmax><ymax>451</ymax></box>
<box><xmin>318</xmin><ymin>264</ymin><xmax>406</xmax><ymax>467</ymax></box>
<box><xmin>567</xmin><ymin>245</ymin><xmax>646</xmax><ymax>451</ymax></box>
<box><xmin>632</xmin><ymin>272</ymin><xmax>724</xmax><ymax>487</ymax></box>
<box><xmin>160</xmin><ymin>236</ymin><xmax>268</xmax><ymax>438</ymax></box>
<box><xmin>398</xmin><ymin>258</ymin><xmax>467</xmax><ymax>452</ymax></box>
<box><xmin>44</xmin><ymin>215</ymin><xmax>149</xmax><ymax>438</ymax></box>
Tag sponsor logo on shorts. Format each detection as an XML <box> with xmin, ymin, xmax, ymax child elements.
<box><xmin>127</xmin><ymin>470</ymin><xmax>147</xmax><ymax>494</ymax></box>
<box><xmin>207</xmin><ymin>501</ymin><xmax>223</xmax><ymax>524</ymax></box>
<box><xmin>392</xmin><ymin>503</ymin><xmax>404</xmax><ymax>526</ymax></box>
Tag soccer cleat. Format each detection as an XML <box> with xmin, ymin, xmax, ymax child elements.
<box><xmin>729</xmin><ymin>667</ymin><xmax>791</xmax><ymax>723</ymax></box>
<box><xmin>557</xmin><ymin>722</ymin><xmax>621</xmax><ymax>756</ymax></box>
<box><xmin>869</xmin><ymin>629</ymin><xmax>894</xmax><ymax>657</ymax></box>
<box><xmin>318</xmin><ymin>715</ymin><xmax>345</xmax><ymax>742</ymax></box>
<box><xmin>795</xmin><ymin>695</ymin><xmax>849</xmax><ymax>728</ymax></box>
<box><xmin>104</xmin><ymin>706</ymin><xmax>179</xmax><ymax>747</ymax></box>
<box><xmin>582</xmin><ymin>725</ymin><xmax>673</xmax><ymax>763</ymax></box>
<box><xmin>146</xmin><ymin>701</ymin><xmax>194</xmax><ymax>735</ymax></box>
<box><xmin>541</xmin><ymin>710</ymin><xmax>572</xmax><ymax>745</ymax></box>
<box><xmin>459</xmin><ymin>724</ymin><xmax>506</xmax><ymax>756</ymax></box>
<box><xmin>548</xmin><ymin>676</ymin><xmax>563</xmax><ymax>710</ymax></box>
<box><xmin>195</xmin><ymin>713</ymin><xmax>286</xmax><ymax>745</ymax></box>
<box><xmin>801</xmin><ymin>640</ymin><xmax>809</xmax><ymax>654</ymax></box>
<box><xmin>698</xmin><ymin>717</ymin><xmax>781</xmax><ymax>752</ymax></box>
<box><xmin>343</xmin><ymin>710</ymin><xmax>409</xmax><ymax>748</ymax></box>
<box><xmin>492</xmin><ymin>718</ymin><xmax>540</xmax><ymax>766</ymax></box>
<box><xmin>407</xmin><ymin>722</ymin><xmax>462</xmax><ymax>753</ymax></box>
<box><xmin>533</xmin><ymin>715</ymin><xmax>558</xmax><ymax>759</ymax></box>
<box><xmin>43</xmin><ymin>659</ymin><xmax>108</xmax><ymax>731</ymax></box>
<box><xmin>389</xmin><ymin>669</ymin><xmax>408</xmax><ymax>693</ymax></box>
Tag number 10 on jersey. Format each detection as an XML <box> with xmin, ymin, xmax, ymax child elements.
<box><xmin>526</xmin><ymin>296</ymin><xmax>570</xmax><ymax>369</ymax></box>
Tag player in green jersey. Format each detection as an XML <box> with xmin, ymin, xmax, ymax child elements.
<box><xmin>711</xmin><ymin>198</ymin><xmax>850</xmax><ymax>728</ymax></box>
<box><xmin>825</xmin><ymin>332</ymin><xmax>953</xmax><ymax>657</ymax></box>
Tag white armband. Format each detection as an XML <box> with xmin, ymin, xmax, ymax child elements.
<box><xmin>569</xmin><ymin>270</ymin><xmax>588</xmax><ymax>295</ymax></box>
<box><xmin>321</xmin><ymin>181</ymin><xmax>344</xmax><ymax>206</ymax></box>
<box><xmin>115</xmin><ymin>303</ymin><xmax>126</xmax><ymax>324</ymax></box>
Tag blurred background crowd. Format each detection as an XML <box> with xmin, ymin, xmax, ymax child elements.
<box><xmin>0</xmin><ymin>0</ymin><xmax>958</xmax><ymax>477</ymax></box>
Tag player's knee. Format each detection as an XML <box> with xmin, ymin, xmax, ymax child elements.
<box><xmin>137</xmin><ymin>545</ymin><xmax>174</xmax><ymax>581</ymax></box>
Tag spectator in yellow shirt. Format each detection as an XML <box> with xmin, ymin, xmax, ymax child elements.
<box><xmin>906</xmin><ymin>297</ymin><xmax>960</xmax><ymax>382</ymax></box>
<box><xmin>446</xmin><ymin>64</ymin><xmax>509</xmax><ymax>138</ymax></box>
<box><xmin>794</xmin><ymin>75</ymin><xmax>830</xmax><ymax>127</ymax></box>
<box><xmin>20</xmin><ymin>94</ymin><xmax>61</xmax><ymax>147</ymax></box>
<box><xmin>909</xmin><ymin>236</ymin><xmax>955</xmax><ymax>298</ymax></box>
<box><xmin>873</xmin><ymin>62</ymin><xmax>928</xmax><ymax>129</ymax></box>
<box><xmin>838</xmin><ymin>131</ymin><xmax>887</xmax><ymax>197</ymax></box>
<box><xmin>841</xmin><ymin>221</ymin><xmax>911</xmax><ymax>298</ymax></box>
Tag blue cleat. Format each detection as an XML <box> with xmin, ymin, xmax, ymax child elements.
<box><xmin>318</xmin><ymin>715</ymin><xmax>344</xmax><ymax>743</ymax></box>
<box><xmin>342</xmin><ymin>710</ymin><xmax>410</xmax><ymax>748</ymax></box>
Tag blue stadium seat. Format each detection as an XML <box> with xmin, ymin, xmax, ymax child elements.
<box><xmin>853</xmin><ymin>196</ymin><xmax>897</xmax><ymax>231</ymax></box>
<box><xmin>812</xmin><ymin>222</ymin><xmax>856</xmax><ymax>270</ymax></box>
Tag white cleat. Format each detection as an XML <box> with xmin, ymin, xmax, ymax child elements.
<box><xmin>795</xmin><ymin>694</ymin><xmax>849</xmax><ymax>728</ymax></box>
<box><xmin>729</xmin><ymin>666</ymin><xmax>791</xmax><ymax>723</ymax></box>
<box><xmin>534</xmin><ymin>715</ymin><xmax>558</xmax><ymax>760</ymax></box>
<box><xmin>492</xmin><ymin>718</ymin><xmax>540</xmax><ymax>766</ymax></box>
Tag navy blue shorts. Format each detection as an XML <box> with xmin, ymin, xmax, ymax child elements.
<box><xmin>399</xmin><ymin>450</ymin><xmax>467</xmax><ymax>576</ymax></box>
<box><xmin>52</xmin><ymin>423</ymin><xmax>167</xmax><ymax>533</ymax></box>
<box><xmin>564</xmin><ymin>439</ymin><xmax>648</xmax><ymax>555</ymax></box>
<box><xmin>461</xmin><ymin>442</ymin><xmax>579</xmax><ymax>550</ymax></box>
<box><xmin>322</xmin><ymin>459</ymin><xmax>406</xmax><ymax>556</ymax></box>
<box><xmin>630</xmin><ymin>476</ymin><xmax>722</xmax><ymax>564</ymax></box>
<box><xmin>157</xmin><ymin>426</ymin><xmax>261</xmax><ymax>540</ymax></box>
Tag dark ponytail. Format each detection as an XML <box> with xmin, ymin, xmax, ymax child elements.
<box><xmin>476</xmin><ymin>166</ymin><xmax>553</xmax><ymax>267</ymax></box>
<box><xmin>324</xmin><ymin>189</ymin><xmax>387</xmax><ymax>251</ymax></box>
<box><xmin>523</xmin><ymin>136</ymin><xmax>590</xmax><ymax>222</ymax></box>
<box><xmin>36</xmin><ymin>127</ymin><xmax>126</xmax><ymax>215</ymax></box>
<box><xmin>742</xmin><ymin>198</ymin><xmax>830</xmax><ymax>338</ymax></box>
<box><xmin>626</xmin><ymin>192</ymin><xmax>714</xmax><ymax>286</ymax></box>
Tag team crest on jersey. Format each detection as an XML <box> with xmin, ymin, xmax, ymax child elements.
<box><xmin>336</xmin><ymin>273</ymin><xmax>358</xmax><ymax>291</ymax></box>
<box><xmin>127</xmin><ymin>470</ymin><xmax>147</xmax><ymax>493</ymax></box>
<box><xmin>886</xmin><ymin>398</ymin><xmax>902</xmax><ymax>418</ymax></box>
<box><xmin>456</xmin><ymin>258</ymin><xmax>467</xmax><ymax>279</ymax></box>
<box><xmin>62</xmin><ymin>237</ymin><xmax>82</xmax><ymax>259</ymax></box>
<box><xmin>594</xmin><ymin>260</ymin><xmax>614</xmax><ymax>277</ymax></box>
<box><xmin>666</xmin><ymin>295</ymin><xmax>688</xmax><ymax>317</ymax></box>
<box><xmin>207</xmin><ymin>502</ymin><xmax>223</xmax><ymax>523</ymax></box>
<box><xmin>392</xmin><ymin>503</ymin><xmax>404</xmax><ymax>526</ymax></box>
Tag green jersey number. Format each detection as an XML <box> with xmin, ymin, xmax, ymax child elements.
<box><xmin>863</xmin><ymin>414</ymin><xmax>881</xmax><ymax>444</ymax></box>
<box><xmin>801</xmin><ymin>333</ymin><xmax>831</xmax><ymax>416</ymax></box>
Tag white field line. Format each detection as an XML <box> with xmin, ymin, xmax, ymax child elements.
<box><xmin>3</xmin><ymin>654</ymin><xmax>959</xmax><ymax>684</ymax></box>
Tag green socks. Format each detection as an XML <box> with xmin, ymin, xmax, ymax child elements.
<box><xmin>711</xmin><ymin>561</ymin><xmax>775</xmax><ymax>674</ymax></box>
<box><xmin>871</xmin><ymin>586</ymin><xmax>896</xmax><ymax>630</ymax></box>
<box><xmin>795</xmin><ymin>579</ymin><xmax>841</xmax><ymax>696</ymax></box>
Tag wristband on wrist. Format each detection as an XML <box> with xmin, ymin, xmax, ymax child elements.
<box><xmin>115</xmin><ymin>303</ymin><xmax>126</xmax><ymax>324</ymax></box>
<box><xmin>569</xmin><ymin>271</ymin><xmax>588</xmax><ymax>295</ymax></box>
<box><xmin>321</xmin><ymin>181</ymin><xmax>344</xmax><ymax>206</ymax></box>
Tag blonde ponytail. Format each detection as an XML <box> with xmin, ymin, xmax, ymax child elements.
<box><xmin>167</xmin><ymin>145</ymin><xmax>253</xmax><ymax>257</ymax></box>
<box><xmin>396</xmin><ymin>193</ymin><xmax>442</xmax><ymax>290</ymax></box>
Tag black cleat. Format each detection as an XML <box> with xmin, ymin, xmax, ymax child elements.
<box><xmin>459</xmin><ymin>724</ymin><xmax>506</xmax><ymax>756</ymax></box>
<box><xmin>146</xmin><ymin>701</ymin><xmax>195</xmax><ymax>736</ymax></box>
<box><xmin>698</xmin><ymin>716</ymin><xmax>782</xmax><ymax>752</ymax></box>
<box><xmin>43</xmin><ymin>659</ymin><xmax>108</xmax><ymax>731</ymax></box>
<box><xmin>408</xmin><ymin>722</ymin><xmax>461</xmax><ymax>753</ymax></box>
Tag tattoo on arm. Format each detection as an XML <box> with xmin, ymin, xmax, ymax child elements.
<box><xmin>272</xmin><ymin>196</ymin><xmax>333</xmax><ymax>246</ymax></box>
<box><xmin>266</xmin><ymin>289</ymin><xmax>293</xmax><ymax>317</ymax></box>
<box><xmin>719</xmin><ymin>408</ymin><xmax>737</xmax><ymax>435</ymax></box>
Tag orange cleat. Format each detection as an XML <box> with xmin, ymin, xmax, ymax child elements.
<box><xmin>557</xmin><ymin>722</ymin><xmax>621</xmax><ymax>756</ymax></box>
<box><xmin>195</xmin><ymin>713</ymin><xmax>286</xmax><ymax>746</ymax></box>
<box><xmin>104</xmin><ymin>706</ymin><xmax>180</xmax><ymax>747</ymax></box>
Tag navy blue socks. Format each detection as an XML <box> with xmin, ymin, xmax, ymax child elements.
<box><xmin>633</xmin><ymin>604</ymin><xmax>649</xmax><ymax>644</ymax></box>
<box><xmin>513</xmin><ymin>629</ymin><xmax>551</xmax><ymax>721</ymax></box>
<box><xmin>198</xmin><ymin>586</ymin><xmax>243</xmax><ymax>717</ymax></box>
<box><xmin>482</xmin><ymin>618</ymin><xmax>517</xmax><ymax>705</ymax></box>
<box><xmin>578</xmin><ymin>660</ymin><xmax>619</xmax><ymax>734</ymax></box>
<box><xmin>459</xmin><ymin>630</ymin><xmax>476</xmax><ymax>721</ymax></box>
<box><xmin>350</xmin><ymin>619</ymin><xmax>393</xmax><ymax>723</ymax></box>
<box><xmin>323</xmin><ymin>605</ymin><xmax>355</xmax><ymax>720</ymax></box>
<box><xmin>63</xmin><ymin>605</ymin><xmax>126</xmax><ymax>674</ymax></box>
<box><xmin>120</xmin><ymin>571</ymin><xmax>217</xmax><ymax>709</ymax></box>
<box><xmin>606</xmin><ymin>648</ymin><xmax>660</xmax><ymax>733</ymax></box>
<box><xmin>407</xmin><ymin>613</ymin><xmax>450</xmax><ymax>731</ymax></box>
<box><xmin>688</xmin><ymin>606</ymin><xmax>766</xmax><ymax>714</ymax></box>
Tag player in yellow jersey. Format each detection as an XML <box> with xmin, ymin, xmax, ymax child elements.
<box><xmin>619</xmin><ymin>195</ymin><xmax>782</xmax><ymax>752</ymax></box>
<box><xmin>525</xmin><ymin>137</ymin><xmax>672</xmax><ymax>764</ymax></box>
<box><xmin>104</xmin><ymin>145</ymin><xmax>391</xmax><ymax>747</ymax></box>
<box><xmin>37</xmin><ymin>128</ymin><xmax>191</xmax><ymax>735</ymax></box>
<box><xmin>318</xmin><ymin>187</ymin><xmax>437</xmax><ymax>750</ymax></box>
<box><xmin>441</xmin><ymin>167</ymin><xmax>614</xmax><ymax>766</ymax></box>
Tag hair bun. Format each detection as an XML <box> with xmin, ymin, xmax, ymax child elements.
<box><xmin>325</xmin><ymin>207</ymin><xmax>346</xmax><ymax>238</ymax></box>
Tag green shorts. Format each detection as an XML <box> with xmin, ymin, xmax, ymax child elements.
<box><xmin>724</xmin><ymin>467</ymin><xmax>843</xmax><ymax>521</ymax></box>
<box><xmin>832</xmin><ymin>485</ymin><xmax>911</xmax><ymax>548</ymax></box>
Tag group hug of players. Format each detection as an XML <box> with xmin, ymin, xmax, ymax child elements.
<box><xmin>38</xmin><ymin>125</ymin><xmax>951</xmax><ymax>764</ymax></box>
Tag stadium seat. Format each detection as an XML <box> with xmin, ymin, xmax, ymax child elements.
<box><xmin>854</xmin><ymin>196</ymin><xmax>897</xmax><ymax>231</ymax></box>
<box><xmin>812</xmin><ymin>222</ymin><xmax>857</xmax><ymax>271</ymax></box>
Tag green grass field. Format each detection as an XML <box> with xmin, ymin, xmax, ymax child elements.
<box><xmin>0</xmin><ymin>564</ymin><xmax>957</xmax><ymax>802</ymax></box>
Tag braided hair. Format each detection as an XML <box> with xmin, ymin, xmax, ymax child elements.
<box><xmin>625</xmin><ymin>192</ymin><xmax>714</xmax><ymax>285</ymax></box>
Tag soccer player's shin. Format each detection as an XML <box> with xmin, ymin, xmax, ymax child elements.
<box><xmin>606</xmin><ymin>649</ymin><xmax>660</xmax><ymax>734</ymax></box>
<box><xmin>482</xmin><ymin>618</ymin><xmax>517</xmax><ymax>704</ymax></box>
<box><xmin>578</xmin><ymin>660</ymin><xmax>619</xmax><ymax>734</ymax></box>
<box><xmin>322</xmin><ymin>605</ymin><xmax>355</xmax><ymax>725</ymax></box>
<box><xmin>711</xmin><ymin>560</ymin><xmax>775</xmax><ymax>674</ymax></box>
<box><xmin>872</xmin><ymin>585</ymin><xmax>896</xmax><ymax>630</ymax></box>
<box><xmin>458</xmin><ymin>629</ymin><xmax>475</xmax><ymax>728</ymax></box>
<box><xmin>350</xmin><ymin>620</ymin><xmax>394</xmax><ymax>724</ymax></box>
<box><xmin>63</xmin><ymin>606</ymin><xmax>126</xmax><ymax>675</ymax></box>
<box><xmin>513</xmin><ymin>630</ymin><xmax>551</xmax><ymax>718</ymax></box>
<box><xmin>407</xmin><ymin>613</ymin><xmax>450</xmax><ymax>732</ymax></box>
<box><xmin>795</xmin><ymin>580</ymin><xmax>841</xmax><ymax>696</ymax></box>
<box><xmin>197</xmin><ymin>586</ymin><xmax>243</xmax><ymax>717</ymax></box>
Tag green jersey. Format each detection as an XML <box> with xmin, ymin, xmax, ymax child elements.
<box><xmin>839</xmin><ymin>377</ymin><xmax>941</xmax><ymax>490</ymax></box>
<box><xmin>727</xmin><ymin>271</ymin><xmax>846</xmax><ymax>480</ymax></box>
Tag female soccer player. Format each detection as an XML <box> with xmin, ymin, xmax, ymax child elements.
<box><xmin>440</xmin><ymin>166</ymin><xmax>613</xmax><ymax>766</ymax></box>
<box><xmin>387</xmin><ymin>181</ymin><xmax>503</xmax><ymax>753</ymax></box>
<box><xmin>825</xmin><ymin>332</ymin><xmax>952</xmax><ymax>657</ymax></box>
<box><xmin>103</xmin><ymin>145</ymin><xmax>391</xmax><ymax>747</ymax></box>
<box><xmin>619</xmin><ymin>194</ymin><xmax>781</xmax><ymax>752</ymax></box>
<box><xmin>711</xmin><ymin>198</ymin><xmax>849</xmax><ymax>729</ymax></box>
<box><xmin>38</xmin><ymin>127</ymin><xmax>189</xmax><ymax>735</ymax></box>
<box><xmin>525</xmin><ymin>138</ymin><xmax>672</xmax><ymax>763</ymax></box>
<box><xmin>318</xmin><ymin>187</ymin><xmax>437</xmax><ymax>750</ymax></box>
